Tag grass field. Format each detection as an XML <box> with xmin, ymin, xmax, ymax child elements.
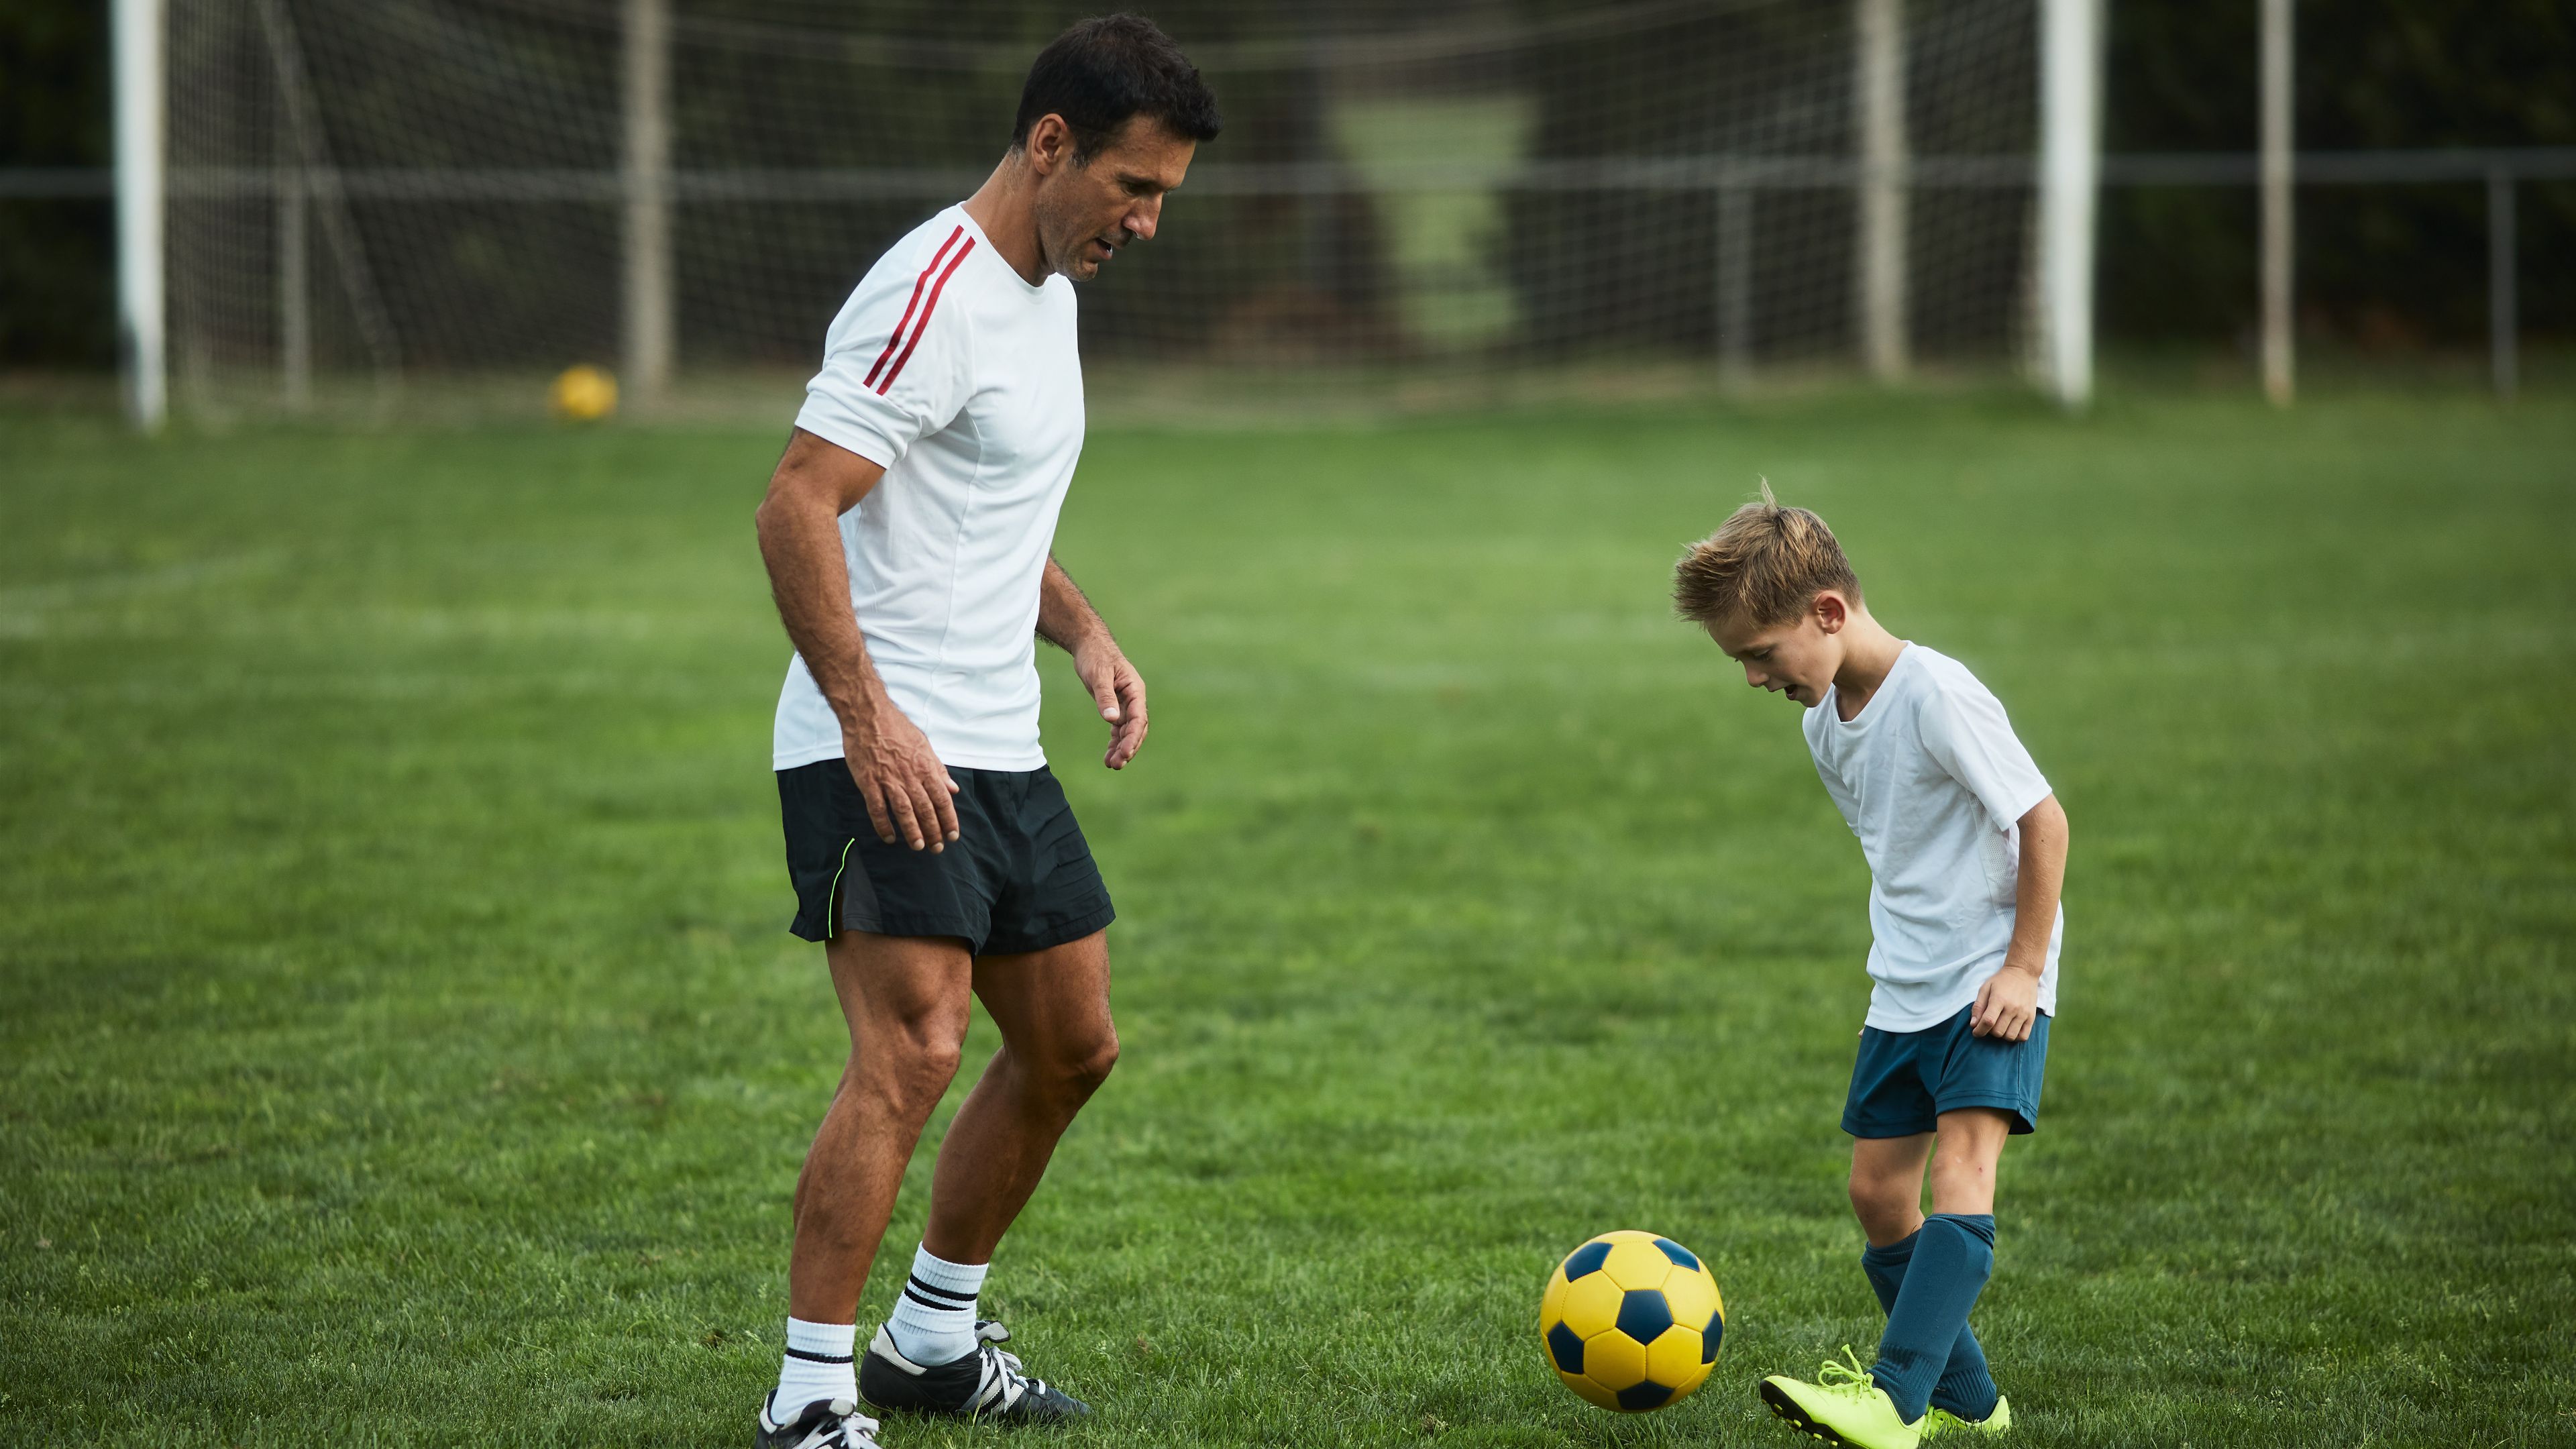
<box><xmin>3</xmin><ymin>390</ymin><xmax>2572</xmax><ymax>1447</ymax></box>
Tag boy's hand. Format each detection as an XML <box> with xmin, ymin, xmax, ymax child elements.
<box><xmin>1971</xmin><ymin>965</ymin><xmax>2040</xmax><ymax>1041</ymax></box>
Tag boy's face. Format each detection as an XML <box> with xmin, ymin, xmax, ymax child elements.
<box><xmin>1704</xmin><ymin>592</ymin><xmax>1850</xmax><ymax>708</ymax></box>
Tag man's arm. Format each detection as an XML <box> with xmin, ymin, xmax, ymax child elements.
<box><xmin>754</xmin><ymin>427</ymin><xmax>959</xmax><ymax>852</ymax></box>
<box><xmin>1970</xmin><ymin>794</ymin><xmax>2068</xmax><ymax>1041</ymax></box>
<box><xmin>1038</xmin><ymin>555</ymin><xmax>1148</xmax><ymax>771</ymax></box>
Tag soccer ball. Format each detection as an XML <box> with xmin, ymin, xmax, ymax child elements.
<box><xmin>1538</xmin><ymin>1230</ymin><xmax>1725</xmax><ymax>1412</ymax></box>
<box><xmin>549</xmin><ymin>364</ymin><xmax>619</xmax><ymax>421</ymax></box>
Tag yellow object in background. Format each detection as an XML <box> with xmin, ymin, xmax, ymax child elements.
<box><xmin>1538</xmin><ymin>1230</ymin><xmax>1725</xmax><ymax>1413</ymax></box>
<box><xmin>549</xmin><ymin>364</ymin><xmax>619</xmax><ymax>421</ymax></box>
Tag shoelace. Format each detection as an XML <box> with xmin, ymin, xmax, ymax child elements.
<box><xmin>788</xmin><ymin>1399</ymin><xmax>881</xmax><ymax>1449</ymax></box>
<box><xmin>1815</xmin><ymin>1345</ymin><xmax>1880</xmax><ymax>1397</ymax></box>
<box><xmin>824</xmin><ymin>1409</ymin><xmax>881</xmax><ymax>1449</ymax></box>
<box><xmin>963</xmin><ymin>1337</ymin><xmax>1055</xmax><ymax>1415</ymax></box>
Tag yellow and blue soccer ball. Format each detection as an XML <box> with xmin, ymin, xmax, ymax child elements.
<box><xmin>548</xmin><ymin>364</ymin><xmax>619</xmax><ymax>421</ymax></box>
<box><xmin>1538</xmin><ymin>1230</ymin><xmax>1724</xmax><ymax>1412</ymax></box>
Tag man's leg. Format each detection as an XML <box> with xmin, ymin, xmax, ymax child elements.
<box><xmin>861</xmin><ymin>930</ymin><xmax>1112</xmax><ymax>1420</ymax></box>
<box><xmin>1871</xmin><ymin>1108</ymin><xmax>2011</xmax><ymax>1421</ymax></box>
<box><xmin>922</xmin><ymin>929</ymin><xmax>1119</xmax><ymax>1263</ymax></box>
<box><xmin>773</xmin><ymin>930</ymin><xmax>973</xmax><ymax>1413</ymax></box>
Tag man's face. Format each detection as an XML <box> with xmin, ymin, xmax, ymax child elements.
<box><xmin>1030</xmin><ymin>115</ymin><xmax>1196</xmax><ymax>281</ymax></box>
<box><xmin>1705</xmin><ymin>596</ymin><xmax>1847</xmax><ymax>708</ymax></box>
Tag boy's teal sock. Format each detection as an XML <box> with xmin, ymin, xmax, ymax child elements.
<box><xmin>1859</xmin><ymin>1228</ymin><xmax>2001</xmax><ymax>1419</ymax></box>
<box><xmin>1867</xmin><ymin>1214</ymin><xmax>1998</xmax><ymax>1422</ymax></box>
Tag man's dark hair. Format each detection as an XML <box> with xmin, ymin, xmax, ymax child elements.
<box><xmin>1010</xmin><ymin>14</ymin><xmax>1221</xmax><ymax>161</ymax></box>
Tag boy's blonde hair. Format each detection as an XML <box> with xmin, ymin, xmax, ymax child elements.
<box><xmin>1672</xmin><ymin>481</ymin><xmax>1863</xmax><ymax>627</ymax></box>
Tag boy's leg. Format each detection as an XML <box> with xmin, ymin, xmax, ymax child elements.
<box><xmin>1862</xmin><ymin>1232</ymin><xmax>2002</xmax><ymax>1422</ymax></box>
<box><xmin>1848</xmin><ymin>1132</ymin><xmax>1932</xmax><ymax>1244</ymax></box>
<box><xmin>1870</xmin><ymin>1108</ymin><xmax>2012</xmax><ymax>1421</ymax></box>
<box><xmin>1926</xmin><ymin>1106</ymin><xmax>2011</xmax><ymax>1218</ymax></box>
<box><xmin>1851</xmin><ymin>1132</ymin><xmax>2001</xmax><ymax>1421</ymax></box>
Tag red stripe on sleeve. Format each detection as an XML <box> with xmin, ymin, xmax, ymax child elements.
<box><xmin>875</xmin><ymin>237</ymin><xmax>975</xmax><ymax>396</ymax></box>
<box><xmin>863</xmin><ymin>225</ymin><xmax>963</xmax><ymax>390</ymax></box>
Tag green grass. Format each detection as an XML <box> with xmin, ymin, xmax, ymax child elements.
<box><xmin>3</xmin><ymin>389</ymin><xmax>2572</xmax><ymax>1447</ymax></box>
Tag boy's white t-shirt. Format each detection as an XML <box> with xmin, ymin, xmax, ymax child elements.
<box><xmin>773</xmin><ymin>205</ymin><xmax>1085</xmax><ymax>773</ymax></box>
<box><xmin>1803</xmin><ymin>643</ymin><xmax>2062</xmax><ymax>1032</ymax></box>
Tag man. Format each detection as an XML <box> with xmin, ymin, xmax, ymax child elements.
<box><xmin>749</xmin><ymin>17</ymin><xmax>1219</xmax><ymax>1449</ymax></box>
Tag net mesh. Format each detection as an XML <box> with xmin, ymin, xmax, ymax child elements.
<box><xmin>164</xmin><ymin>0</ymin><xmax>2044</xmax><ymax>419</ymax></box>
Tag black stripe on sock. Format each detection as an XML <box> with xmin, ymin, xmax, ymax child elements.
<box><xmin>784</xmin><ymin>1346</ymin><xmax>855</xmax><ymax>1364</ymax></box>
<box><xmin>901</xmin><ymin>1285</ymin><xmax>969</xmax><ymax>1312</ymax></box>
<box><xmin>905</xmin><ymin>1275</ymin><xmax>977</xmax><ymax>1304</ymax></box>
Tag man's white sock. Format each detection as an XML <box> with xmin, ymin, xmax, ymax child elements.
<box><xmin>773</xmin><ymin>1317</ymin><xmax>857</xmax><ymax>1417</ymax></box>
<box><xmin>885</xmin><ymin>1244</ymin><xmax>986</xmax><ymax>1366</ymax></box>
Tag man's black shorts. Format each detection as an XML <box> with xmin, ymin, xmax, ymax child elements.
<box><xmin>778</xmin><ymin>759</ymin><xmax>1114</xmax><ymax>955</ymax></box>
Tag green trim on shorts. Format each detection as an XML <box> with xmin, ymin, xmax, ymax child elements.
<box><xmin>826</xmin><ymin>837</ymin><xmax>857</xmax><ymax>938</ymax></box>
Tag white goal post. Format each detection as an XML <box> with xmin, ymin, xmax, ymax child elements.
<box><xmin>2037</xmin><ymin>0</ymin><xmax>2104</xmax><ymax>410</ymax></box>
<box><xmin>113</xmin><ymin>0</ymin><xmax>167</xmax><ymax>431</ymax></box>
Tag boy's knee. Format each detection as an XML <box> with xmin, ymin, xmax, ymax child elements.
<box><xmin>1927</xmin><ymin>1156</ymin><xmax>1998</xmax><ymax>1217</ymax></box>
<box><xmin>1847</xmin><ymin>1166</ymin><xmax>1917</xmax><ymax>1234</ymax></box>
<box><xmin>1927</xmin><ymin>1111</ymin><xmax>2011</xmax><ymax>1214</ymax></box>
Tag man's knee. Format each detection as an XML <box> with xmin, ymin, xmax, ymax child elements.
<box><xmin>855</xmin><ymin>1013</ymin><xmax>968</xmax><ymax>1116</ymax></box>
<box><xmin>906</xmin><ymin>1036</ymin><xmax>968</xmax><ymax>1104</ymax></box>
<box><xmin>1023</xmin><ymin>1028</ymin><xmax>1118</xmax><ymax>1110</ymax></box>
<box><xmin>1067</xmin><ymin>1031</ymin><xmax>1120</xmax><ymax>1095</ymax></box>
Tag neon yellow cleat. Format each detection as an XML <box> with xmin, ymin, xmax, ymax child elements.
<box><xmin>1923</xmin><ymin>1395</ymin><xmax>2011</xmax><ymax>1440</ymax></box>
<box><xmin>1757</xmin><ymin>1347</ymin><xmax>1925</xmax><ymax>1449</ymax></box>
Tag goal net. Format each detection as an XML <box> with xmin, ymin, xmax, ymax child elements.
<box><xmin>162</xmin><ymin>0</ymin><xmax>2046</xmax><ymax>419</ymax></box>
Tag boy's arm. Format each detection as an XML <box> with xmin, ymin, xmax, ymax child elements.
<box><xmin>1970</xmin><ymin>793</ymin><xmax>2068</xmax><ymax>1041</ymax></box>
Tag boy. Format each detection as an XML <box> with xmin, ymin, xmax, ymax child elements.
<box><xmin>1674</xmin><ymin>488</ymin><xmax>2068</xmax><ymax>1449</ymax></box>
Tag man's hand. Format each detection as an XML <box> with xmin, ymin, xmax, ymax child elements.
<box><xmin>843</xmin><ymin>702</ymin><xmax>959</xmax><ymax>851</ymax></box>
<box><xmin>1037</xmin><ymin>555</ymin><xmax>1146</xmax><ymax>770</ymax></box>
<box><xmin>1074</xmin><ymin>641</ymin><xmax>1148</xmax><ymax>770</ymax></box>
<box><xmin>1970</xmin><ymin>965</ymin><xmax>2039</xmax><ymax>1041</ymax></box>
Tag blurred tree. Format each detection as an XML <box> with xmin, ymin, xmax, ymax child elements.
<box><xmin>2102</xmin><ymin>0</ymin><xmax>2576</xmax><ymax>349</ymax></box>
<box><xmin>0</xmin><ymin>0</ymin><xmax>112</xmax><ymax>367</ymax></box>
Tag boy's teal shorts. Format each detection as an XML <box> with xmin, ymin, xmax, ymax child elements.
<box><xmin>1842</xmin><ymin>1003</ymin><xmax>2051</xmax><ymax>1138</ymax></box>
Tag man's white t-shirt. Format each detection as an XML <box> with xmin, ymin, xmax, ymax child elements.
<box><xmin>1803</xmin><ymin>643</ymin><xmax>2062</xmax><ymax>1032</ymax></box>
<box><xmin>773</xmin><ymin>205</ymin><xmax>1085</xmax><ymax>773</ymax></box>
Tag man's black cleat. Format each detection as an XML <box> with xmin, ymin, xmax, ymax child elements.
<box><xmin>757</xmin><ymin>1392</ymin><xmax>883</xmax><ymax>1449</ymax></box>
<box><xmin>859</xmin><ymin>1322</ymin><xmax>1091</xmax><ymax>1422</ymax></box>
